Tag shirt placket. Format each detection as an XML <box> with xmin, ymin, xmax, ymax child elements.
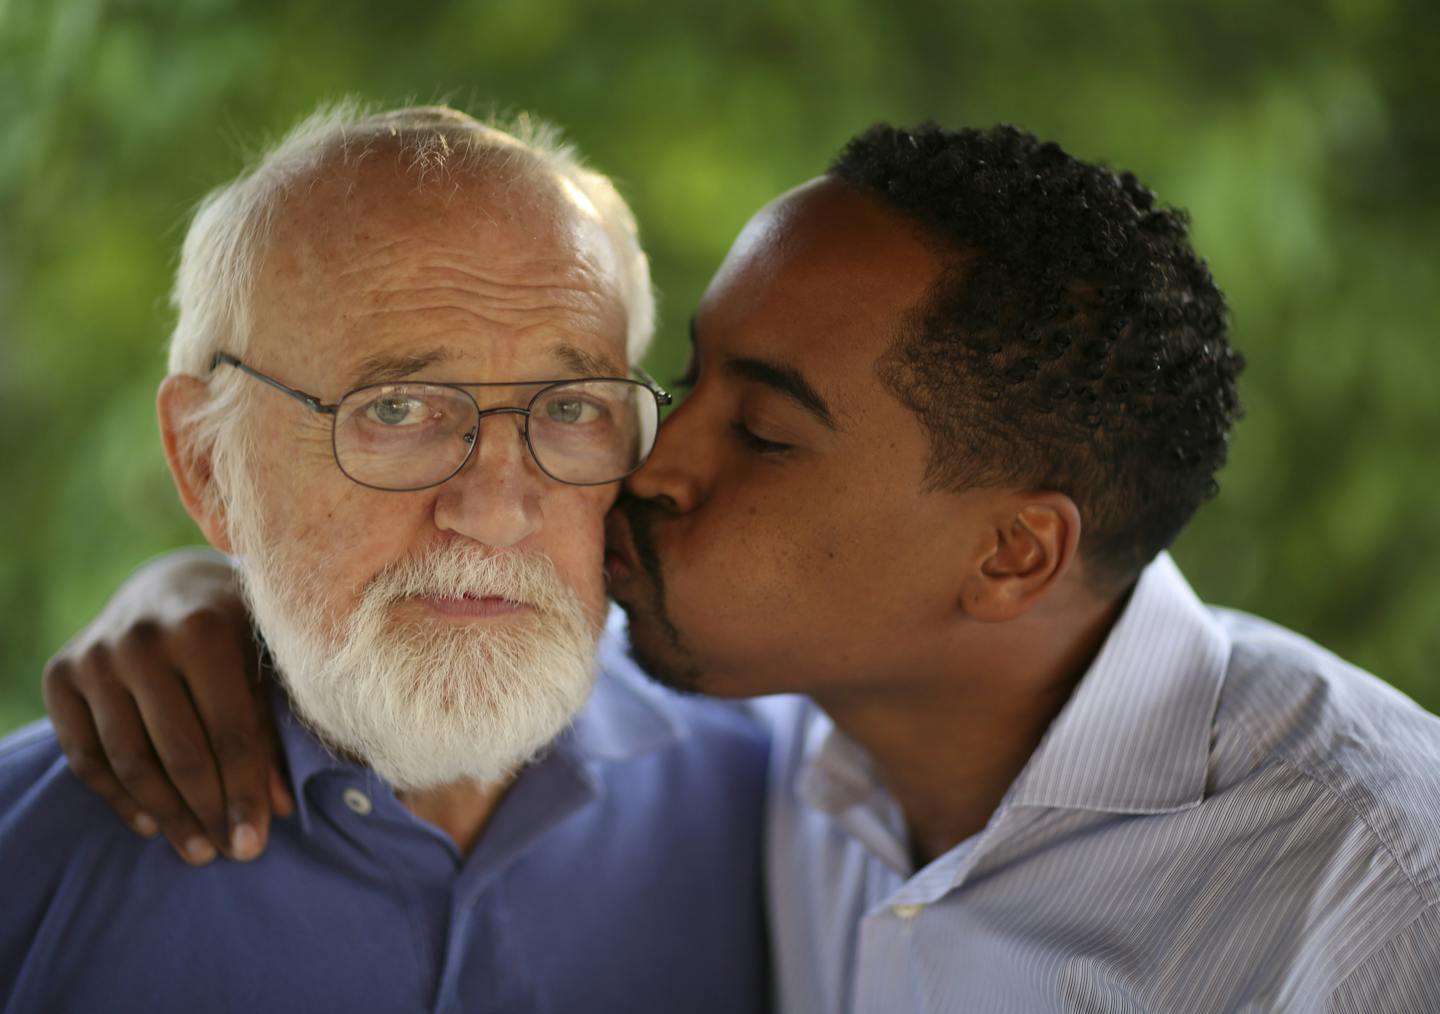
<box><xmin>310</xmin><ymin>772</ymin><xmax>464</xmax><ymax>1011</ymax></box>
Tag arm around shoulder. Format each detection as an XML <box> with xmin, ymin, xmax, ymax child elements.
<box><xmin>39</xmin><ymin>546</ymin><xmax>289</xmax><ymax>867</ymax></box>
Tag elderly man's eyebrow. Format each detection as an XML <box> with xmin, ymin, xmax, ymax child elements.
<box><xmin>724</xmin><ymin>356</ymin><xmax>838</xmax><ymax>431</ymax></box>
<box><xmin>550</xmin><ymin>342</ymin><xmax>625</xmax><ymax>378</ymax></box>
<box><xmin>350</xmin><ymin>348</ymin><xmax>455</xmax><ymax>387</ymax></box>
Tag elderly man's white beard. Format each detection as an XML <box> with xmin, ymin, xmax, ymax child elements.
<box><xmin>226</xmin><ymin>492</ymin><xmax>599</xmax><ymax>792</ymax></box>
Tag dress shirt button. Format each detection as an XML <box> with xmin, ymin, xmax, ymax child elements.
<box><xmin>892</xmin><ymin>903</ymin><xmax>924</xmax><ymax>921</ymax></box>
<box><xmin>342</xmin><ymin>788</ymin><xmax>373</xmax><ymax>816</ymax></box>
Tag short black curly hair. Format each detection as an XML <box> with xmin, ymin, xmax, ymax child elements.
<box><xmin>830</xmin><ymin>123</ymin><xmax>1243</xmax><ymax>589</ymax></box>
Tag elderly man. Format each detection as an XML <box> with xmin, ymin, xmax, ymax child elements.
<box><xmin>0</xmin><ymin>106</ymin><xmax>770</xmax><ymax>1013</ymax></box>
<box><xmin>36</xmin><ymin>121</ymin><xmax>1440</xmax><ymax>1011</ymax></box>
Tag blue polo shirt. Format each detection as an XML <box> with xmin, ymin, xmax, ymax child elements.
<box><xmin>0</xmin><ymin>632</ymin><xmax>771</xmax><ymax>1014</ymax></box>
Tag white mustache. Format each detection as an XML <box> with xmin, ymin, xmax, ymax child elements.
<box><xmin>364</xmin><ymin>544</ymin><xmax>568</xmax><ymax>614</ymax></box>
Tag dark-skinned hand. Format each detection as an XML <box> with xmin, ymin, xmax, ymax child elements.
<box><xmin>41</xmin><ymin>548</ymin><xmax>292</xmax><ymax>865</ymax></box>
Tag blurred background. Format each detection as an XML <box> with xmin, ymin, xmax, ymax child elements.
<box><xmin>2</xmin><ymin>0</ymin><xmax>1437</xmax><ymax>732</ymax></box>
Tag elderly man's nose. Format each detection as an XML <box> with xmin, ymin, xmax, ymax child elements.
<box><xmin>433</xmin><ymin>416</ymin><xmax>542</xmax><ymax>547</ymax></box>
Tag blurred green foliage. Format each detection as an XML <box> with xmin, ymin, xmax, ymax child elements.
<box><xmin>2</xmin><ymin>0</ymin><xmax>1437</xmax><ymax>734</ymax></box>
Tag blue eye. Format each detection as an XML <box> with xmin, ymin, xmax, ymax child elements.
<box><xmin>546</xmin><ymin>398</ymin><xmax>592</xmax><ymax>424</ymax></box>
<box><xmin>367</xmin><ymin>396</ymin><xmax>426</xmax><ymax>426</ymax></box>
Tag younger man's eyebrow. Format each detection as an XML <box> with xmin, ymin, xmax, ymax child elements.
<box><xmin>724</xmin><ymin>356</ymin><xmax>838</xmax><ymax>431</ymax></box>
<box><xmin>690</xmin><ymin>314</ymin><xmax>837</xmax><ymax>430</ymax></box>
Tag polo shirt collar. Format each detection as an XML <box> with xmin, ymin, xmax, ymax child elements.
<box><xmin>269</xmin><ymin>682</ymin><xmax>350</xmax><ymax>834</ymax></box>
<box><xmin>270</xmin><ymin>624</ymin><xmax>685</xmax><ymax>833</ymax></box>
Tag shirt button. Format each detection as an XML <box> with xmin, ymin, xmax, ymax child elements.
<box><xmin>342</xmin><ymin>788</ymin><xmax>373</xmax><ymax>816</ymax></box>
<box><xmin>892</xmin><ymin>903</ymin><xmax>924</xmax><ymax>921</ymax></box>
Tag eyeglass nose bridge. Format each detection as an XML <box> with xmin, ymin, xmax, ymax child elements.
<box><xmin>449</xmin><ymin>402</ymin><xmax>562</xmax><ymax>486</ymax></box>
<box><xmin>458</xmin><ymin>403</ymin><xmax>534</xmax><ymax>455</ymax></box>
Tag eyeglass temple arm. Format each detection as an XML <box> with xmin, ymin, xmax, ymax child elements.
<box><xmin>633</xmin><ymin>366</ymin><xmax>673</xmax><ymax>406</ymax></box>
<box><xmin>211</xmin><ymin>353</ymin><xmax>338</xmax><ymax>415</ymax></box>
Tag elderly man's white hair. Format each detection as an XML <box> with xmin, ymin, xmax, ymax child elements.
<box><xmin>170</xmin><ymin>102</ymin><xmax>653</xmax><ymax>377</ymax></box>
<box><xmin>168</xmin><ymin>102</ymin><xmax>654</xmax><ymax>508</ymax></box>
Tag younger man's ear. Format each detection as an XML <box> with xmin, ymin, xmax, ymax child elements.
<box><xmin>157</xmin><ymin>375</ymin><xmax>234</xmax><ymax>555</ymax></box>
<box><xmin>960</xmin><ymin>491</ymin><xmax>1081</xmax><ymax>622</ymax></box>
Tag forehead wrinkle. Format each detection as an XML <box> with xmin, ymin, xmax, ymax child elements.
<box><xmin>351</xmin><ymin>286</ymin><xmax>620</xmax><ymax>341</ymax></box>
<box><xmin>342</xmin><ymin>244</ymin><xmax>618</xmax><ymax>312</ymax></box>
<box><xmin>331</xmin><ymin>241</ymin><xmax>620</xmax><ymax>330</ymax></box>
<box><xmin>328</xmin><ymin>235</ymin><xmax>429</xmax><ymax>282</ymax></box>
<box><xmin>344</xmin><ymin>256</ymin><xmax>625</xmax><ymax>355</ymax></box>
<box><xmin>350</xmin><ymin>305</ymin><xmax>614</xmax><ymax>353</ymax></box>
<box><xmin>334</xmin><ymin>246</ymin><xmax>610</xmax><ymax>290</ymax></box>
<box><xmin>340</xmin><ymin>302</ymin><xmax>627</xmax><ymax>384</ymax></box>
<box><xmin>329</xmin><ymin>232</ymin><xmax>600</xmax><ymax>278</ymax></box>
<box><xmin>360</xmin><ymin>281</ymin><xmax>614</xmax><ymax>315</ymax></box>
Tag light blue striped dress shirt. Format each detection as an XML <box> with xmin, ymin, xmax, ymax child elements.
<box><xmin>749</xmin><ymin>553</ymin><xmax>1440</xmax><ymax>1012</ymax></box>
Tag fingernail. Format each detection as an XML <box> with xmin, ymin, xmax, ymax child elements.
<box><xmin>230</xmin><ymin>822</ymin><xmax>261</xmax><ymax>861</ymax></box>
<box><xmin>132</xmin><ymin>813</ymin><xmax>159</xmax><ymax>837</ymax></box>
<box><xmin>184</xmin><ymin>836</ymin><xmax>217</xmax><ymax>865</ymax></box>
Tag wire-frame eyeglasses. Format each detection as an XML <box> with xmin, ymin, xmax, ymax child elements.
<box><xmin>210</xmin><ymin>352</ymin><xmax>672</xmax><ymax>491</ymax></box>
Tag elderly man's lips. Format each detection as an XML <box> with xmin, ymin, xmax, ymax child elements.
<box><xmin>416</xmin><ymin>594</ymin><xmax>532</xmax><ymax>618</ymax></box>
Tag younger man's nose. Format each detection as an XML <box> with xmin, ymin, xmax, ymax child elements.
<box><xmin>623</xmin><ymin>414</ymin><xmax>705</xmax><ymax>514</ymax></box>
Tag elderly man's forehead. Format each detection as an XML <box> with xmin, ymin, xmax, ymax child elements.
<box><xmin>275</xmin><ymin>141</ymin><xmax>584</xmax><ymax>239</ymax></box>
<box><xmin>244</xmin><ymin>139</ymin><xmax>630</xmax><ymax>381</ymax></box>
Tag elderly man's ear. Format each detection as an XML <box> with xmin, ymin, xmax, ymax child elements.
<box><xmin>157</xmin><ymin>375</ymin><xmax>235</xmax><ymax>555</ymax></box>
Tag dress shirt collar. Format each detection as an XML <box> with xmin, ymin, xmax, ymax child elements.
<box><xmin>798</xmin><ymin>715</ymin><xmax>914</xmax><ymax>873</ymax></box>
<box><xmin>1008</xmin><ymin>551</ymin><xmax>1230</xmax><ymax>814</ymax></box>
<box><xmin>796</xmin><ymin>552</ymin><xmax>1231</xmax><ymax>847</ymax></box>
